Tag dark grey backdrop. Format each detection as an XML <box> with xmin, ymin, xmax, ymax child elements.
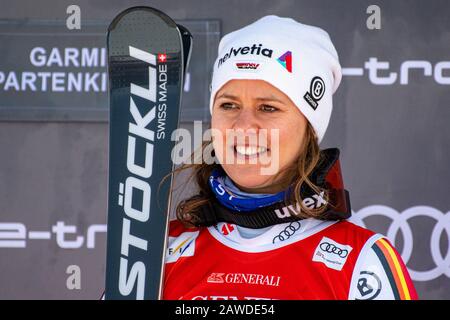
<box><xmin>0</xmin><ymin>0</ymin><xmax>449</xmax><ymax>299</ymax></box>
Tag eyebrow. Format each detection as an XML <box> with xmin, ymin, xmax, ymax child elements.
<box><xmin>215</xmin><ymin>93</ymin><xmax>284</xmax><ymax>103</ymax></box>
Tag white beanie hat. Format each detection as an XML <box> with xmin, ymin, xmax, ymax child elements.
<box><xmin>209</xmin><ymin>15</ymin><xmax>342</xmax><ymax>144</ymax></box>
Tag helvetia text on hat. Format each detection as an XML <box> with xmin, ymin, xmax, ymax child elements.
<box><xmin>218</xmin><ymin>44</ymin><xmax>273</xmax><ymax>67</ymax></box>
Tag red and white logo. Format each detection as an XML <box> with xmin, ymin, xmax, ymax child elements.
<box><xmin>158</xmin><ymin>53</ymin><xmax>167</xmax><ymax>63</ymax></box>
<box><xmin>236</xmin><ymin>62</ymin><xmax>260</xmax><ymax>70</ymax></box>
<box><xmin>207</xmin><ymin>273</ymin><xmax>225</xmax><ymax>283</ymax></box>
<box><xmin>207</xmin><ymin>272</ymin><xmax>281</xmax><ymax>287</ymax></box>
<box><xmin>221</xmin><ymin>223</ymin><xmax>235</xmax><ymax>236</ymax></box>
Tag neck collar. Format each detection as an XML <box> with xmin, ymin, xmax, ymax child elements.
<box><xmin>197</xmin><ymin>148</ymin><xmax>352</xmax><ymax>228</ymax></box>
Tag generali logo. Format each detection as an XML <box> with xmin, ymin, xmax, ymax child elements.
<box><xmin>207</xmin><ymin>272</ymin><xmax>281</xmax><ymax>287</ymax></box>
<box><xmin>207</xmin><ymin>273</ymin><xmax>225</xmax><ymax>283</ymax></box>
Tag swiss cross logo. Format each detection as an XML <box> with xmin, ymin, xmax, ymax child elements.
<box><xmin>221</xmin><ymin>223</ymin><xmax>235</xmax><ymax>236</ymax></box>
<box><xmin>158</xmin><ymin>53</ymin><xmax>167</xmax><ymax>63</ymax></box>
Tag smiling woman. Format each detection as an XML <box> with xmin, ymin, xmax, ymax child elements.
<box><xmin>211</xmin><ymin>79</ymin><xmax>310</xmax><ymax>194</ymax></box>
<box><xmin>162</xmin><ymin>15</ymin><xmax>418</xmax><ymax>300</ymax></box>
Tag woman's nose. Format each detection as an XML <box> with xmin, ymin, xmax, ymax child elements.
<box><xmin>232</xmin><ymin>108</ymin><xmax>259</xmax><ymax>132</ymax></box>
<box><xmin>230</xmin><ymin>108</ymin><xmax>261</xmax><ymax>147</ymax></box>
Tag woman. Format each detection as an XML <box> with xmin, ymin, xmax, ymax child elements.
<box><xmin>163</xmin><ymin>15</ymin><xmax>417</xmax><ymax>300</ymax></box>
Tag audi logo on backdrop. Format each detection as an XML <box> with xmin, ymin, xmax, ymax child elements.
<box><xmin>350</xmin><ymin>205</ymin><xmax>450</xmax><ymax>282</ymax></box>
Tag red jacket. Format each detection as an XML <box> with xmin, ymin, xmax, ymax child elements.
<box><xmin>163</xmin><ymin>218</ymin><xmax>418</xmax><ymax>300</ymax></box>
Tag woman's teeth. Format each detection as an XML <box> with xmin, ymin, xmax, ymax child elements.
<box><xmin>235</xmin><ymin>146</ymin><xmax>268</xmax><ymax>156</ymax></box>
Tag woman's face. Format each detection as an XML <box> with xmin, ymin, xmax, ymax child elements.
<box><xmin>211</xmin><ymin>79</ymin><xmax>308</xmax><ymax>194</ymax></box>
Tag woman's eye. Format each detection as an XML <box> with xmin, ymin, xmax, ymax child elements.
<box><xmin>260</xmin><ymin>104</ymin><xmax>278</xmax><ymax>112</ymax></box>
<box><xmin>219</xmin><ymin>102</ymin><xmax>237</xmax><ymax>110</ymax></box>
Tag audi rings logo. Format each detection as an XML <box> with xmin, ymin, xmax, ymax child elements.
<box><xmin>313</xmin><ymin>237</ymin><xmax>353</xmax><ymax>271</ymax></box>
<box><xmin>350</xmin><ymin>205</ymin><xmax>450</xmax><ymax>281</ymax></box>
<box><xmin>319</xmin><ymin>242</ymin><xmax>349</xmax><ymax>258</ymax></box>
<box><xmin>272</xmin><ymin>221</ymin><xmax>301</xmax><ymax>243</ymax></box>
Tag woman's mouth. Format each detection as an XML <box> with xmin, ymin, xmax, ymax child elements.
<box><xmin>234</xmin><ymin>145</ymin><xmax>270</xmax><ymax>159</ymax></box>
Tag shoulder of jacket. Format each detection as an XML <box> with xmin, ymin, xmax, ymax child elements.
<box><xmin>329</xmin><ymin>220</ymin><xmax>376</xmax><ymax>238</ymax></box>
<box><xmin>168</xmin><ymin>219</ymin><xmax>202</xmax><ymax>237</ymax></box>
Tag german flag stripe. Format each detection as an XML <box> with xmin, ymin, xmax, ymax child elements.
<box><xmin>372</xmin><ymin>243</ymin><xmax>401</xmax><ymax>299</ymax></box>
<box><xmin>379</xmin><ymin>238</ymin><xmax>417</xmax><ymax>299</ymax></box>
<box><xmin>394</xmin><ymin>248</ymin><xmax>418</xmax><ymax>299</ymax></box>
<box><xmin>372</xmin><ymin>238</ymin><xmax>413</xmax><ymax>300</ymax></box>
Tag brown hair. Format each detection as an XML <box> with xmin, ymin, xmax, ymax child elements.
<box><xmin>173</xmin><ymin>122</ymin><xmax>329</xmax><ymax>228</ymax></box>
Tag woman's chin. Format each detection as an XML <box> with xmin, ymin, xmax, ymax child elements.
<box><xmin>224</xmin><ymin>170</ymin><xmax>274</xmax><ymax>193</ymax></box>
